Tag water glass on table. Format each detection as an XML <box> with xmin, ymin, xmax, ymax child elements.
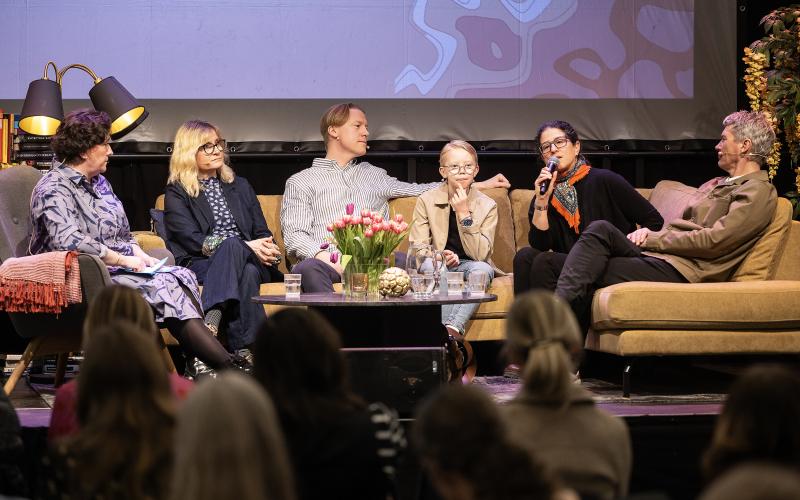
<box><xmin>349</xmin><ymin>272</ymin><xmax>369</xmax><ymax>299</ymax></box>
<box><xmin>446</xmin><ymin>271</ymin><xmax>464</xmax><ymax>296</ymax></box>
<box><xmin>467</xmin><ymin>270</ymin><xmax>488</xmax><ymax>296</ymax></box>
<box><xmin>284</xmin><ymin>274</ymin><xmax>302</xmax><ymax>298</ymax></box>
<box><xmin>410</xmin><ymin>272</ymin><xmax>436</xmax><ymax>299</ymax></box>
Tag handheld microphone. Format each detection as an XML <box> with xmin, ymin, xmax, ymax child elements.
<box><xmin>539</xmin><ymin>157</ymin><xmax>560</xmax><ymax>195</ymax></box>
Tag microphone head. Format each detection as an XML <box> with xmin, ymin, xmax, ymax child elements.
<box><xmin>547</xmin><ymin>156</ymin><xmax>560</xmax><ymax>170</ymax></box>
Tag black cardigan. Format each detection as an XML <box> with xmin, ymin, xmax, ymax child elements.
<box><xmin>528</xmin><ymin>168</ymin><xmax>663</xmax><ymax>252</ymax></box>
<box><xmin>164</xmin><ymin>175</ymin><xmax>273</xmax><ymax>267</ymax></box>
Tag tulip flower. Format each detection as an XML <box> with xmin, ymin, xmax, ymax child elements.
<box><xmin>381</xmin><ymin>221</ymin><xmax>391</xmax><ymax>231</ymax></box>
<box><xmin>326</xmin><ymin>224</ymin><xmax>334</xmax><ymax>232</ymax></box>
<box><xmin>361</xmin><ymin>209</ymin><xmax>371</xmax><ymax>218</ymax></box>
<box><xmin>394</xmin><ymin>214</ymin><xmax>404</xmax><ymax>223</ymax></box>
<box><xmin>399</xmin><ymin>221</ymin><xmax>409</xmax><ymax>232</ymax></box>
<box><xmin>374</xmin><ymin>215</ymin><xmax>384</xmax><ymax>223</ymax></box>
<box><xmin>345</xmin><ymin>203</ymin><xmax>355</xmax><ymax>215</ymax></box>
<box><xmin>334</xmin><ymin>220</ymin><xmax>346</xmax><ymax>229</ymax></box>
<box><xmin>363</xmin><ymin>217</ymin><xmax>373</xmax><ymax>226</ymax></box>
<box><xmin>342</xmin><ymin>215</ymin><xmax>352</xmax><ymax>224</ymax></box>
<box><xmin>364</xmin><ymin>228</ymin><xmax>374</xmax><ymax>238</ymax></box>
<box><xmin>320</xmin><ymin>242</ymin><xmax>330</xmax><ymax>250</ymax></box>
<box><xmin>330</xmin><ymin>252</ymin><xmax>339</xmax><ymax>264</ymax></box>
<box><xmin>352</xmin><ymin>216</ymin><xmax>362</xmax><ymax>225</ymax></box>
<box><xmin>371</xmin><ymin>223</ymin><xmax>382</xmax><ymax>233</ymax></box>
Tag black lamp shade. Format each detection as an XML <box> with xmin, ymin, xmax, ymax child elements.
<box><xmin>89</xmin><ymin>76</ymin><xmax>148</xmax><ymax>139</ymax></box>
<box><xmin>19</xmin><ymin>78</ymin><xmax>64</xmax><ymax>136</ymax></box>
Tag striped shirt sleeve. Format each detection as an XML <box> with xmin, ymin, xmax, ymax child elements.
<box><xmin>281</xmin><ymin>174</ymin><xmax>322</xmax><ymax>261</ymax></box>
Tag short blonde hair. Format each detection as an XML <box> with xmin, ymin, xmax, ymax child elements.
<box><xmin>171</xmin><ymin>373</ymin><xmax>296</xmax><ymax>500</ymax></box>
<box><xmin>167</xmin><ymin>120</ymin><xmax>235</xmax><ymax>197</ymax></box>
<box><xmin>439</xmin><ymin>140</ymin><xmax>478</xmax><ymax>167</ymax></box>
<box><xmin>320</xmin><ymin>103</ymin><xmax>363</xmax><ymax>147</ymax></box>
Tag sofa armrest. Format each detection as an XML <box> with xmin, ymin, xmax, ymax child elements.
<box><xmin>592</xmin><ymin>280</ymin><xmax>800</xmax><ymax>331</ymax></box>
<box><xmin>133</xmin><ymin>231</ymin><xmax>167</xmax><ymax>251</ymax></box>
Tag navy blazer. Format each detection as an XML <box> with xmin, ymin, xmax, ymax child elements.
<box><xmin>164</xmin><ymin>176</ymin><xmax>275</xmax><ymax>271</ymax></box>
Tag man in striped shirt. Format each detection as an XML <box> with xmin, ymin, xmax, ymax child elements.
<box><xmin>281</xmin><ymin>102</ymin><xmax>510</xmax><ymax>292</ymax></box>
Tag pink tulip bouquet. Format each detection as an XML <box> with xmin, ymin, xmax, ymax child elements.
<box><xmin>323</xmin><ymin>203</ymin><xmax>410</xmax><ymax>295</ymax></box>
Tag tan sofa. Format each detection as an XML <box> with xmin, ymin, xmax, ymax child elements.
<box><xmin>138</xmin><ymin>182</ymin><xmax>800</xmax><ymax>368</ymax></box>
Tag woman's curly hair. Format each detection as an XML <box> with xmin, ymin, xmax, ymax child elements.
<box><xmin>51</xmin><ymin>109</ymin><xmax>111</xmax><ymax>165</ymax></box>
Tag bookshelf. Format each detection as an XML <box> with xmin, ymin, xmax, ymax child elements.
<box><xmin>0</xmin><ymin>110</ymin><xmax>54</xmax><ymax>171</ymax></box>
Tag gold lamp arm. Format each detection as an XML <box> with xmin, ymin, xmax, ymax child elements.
<box><xmin>43</xmin><ymin>61</ymin><xmax>59</xmax><ymax>80</ymax></box>
<box><xmin>56</xmin><ymin>64</ymin><xmax>102</xmax><ymax>85</ymax></box>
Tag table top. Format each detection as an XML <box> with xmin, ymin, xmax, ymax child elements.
<box><xmin>253</xmin><ymin>291</ymin><xmax>497</xmax><ymax>307</ymax></box>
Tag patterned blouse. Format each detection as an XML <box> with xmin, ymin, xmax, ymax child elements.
<box><xmin>200</xmin><ymin>177</ymin><xmax>242</xmax><ymax>240</ymax></box>
<box><xmin>29</xmin><ymin>164</ymin><xmax>203</xmax><ymax>322</ymax></box>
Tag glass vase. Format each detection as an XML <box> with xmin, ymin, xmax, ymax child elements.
<box><xmin>343</xmin><ymin>259</ymin><xmax>387</xmax><ymax>298</ymax></box>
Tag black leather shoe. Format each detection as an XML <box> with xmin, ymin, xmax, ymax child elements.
<box><xmin>230</xmin><ymin>353</ymin><xmax>253</xmax><ymax>374</ymax></box>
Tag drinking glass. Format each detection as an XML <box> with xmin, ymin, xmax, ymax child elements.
<box><xmin>284</xmin><ymin>274</ymin><xmax>302</xmax><ymax>298</ymax></box>
<box><xmin>467</xmin><ymin>270</ymin><xmax>488</xmax><ymax>296</ymax></box>
<box><xmin>410</xmin><ymin>272</ymin><xmax>436</xmax><ymax>299</ymax></box>
<box><xmin>446</xmin><ymin>271</ymin><xmax>464</xmax><ymax>296</ymax></box>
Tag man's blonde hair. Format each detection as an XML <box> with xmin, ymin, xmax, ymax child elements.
<box><xmin>320</xmin><ymin>103</ymin><xmax>363</xmax><ymax>147</ymax></box>
<box><xmin>167</xmin><ymin>120</ymin><xmax>234</xmax><ymax>197</ymax></box>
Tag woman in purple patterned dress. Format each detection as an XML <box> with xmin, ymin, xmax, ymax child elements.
<box><xmin>29</xmin><ymin>109</ymin><xmax>248</xmax><ymax>376</ymax></box>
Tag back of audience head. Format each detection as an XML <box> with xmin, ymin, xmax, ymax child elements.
<box><xmin>253</xmin><ymin>308</ymin><xmax>363</xmax><ymax>421</ymax></box>
<box><xmin>702</xmin><ymin>364</ymin><xmax>800</xmax><ymax>482</ymax></box>
<box><xmin>83</xmin><ymin>284</ymin><xmax>158</xmax><ymax>342</ymax></box>
<box><xmin>171</xmin><ymin>372</ymin><xmax>296</xmax><ymax>500</ymax></box>
<box><xmin>504</xmin><ymin>291</ymin><xmax>582</xmax><ymax>403</ymax></box>
<box><xmin>69</xmin><ymin>320</ymin><xmax>175</xmax><ymax>499</ymax></box>
<box><xmin>413</xmin><ymin>384</ymin><xmax>560</xmax><ymax>500</ymax></box>
<box><xmin>700</xmin><ymin>462</ymin><xmax>800</xmax><ymax>500</ymax></box>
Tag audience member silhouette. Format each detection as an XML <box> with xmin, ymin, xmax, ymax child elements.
<box><xmin>43</xmin><ymin>321</ymin><xmax>175</xmax><ymax>500</ymax></box>
<box><xmin>700</xmin><ymin>462</ymin><xmax>800</xmax><ymax>500</ymax></box>
<box><xmin>413</xmin><ymin>383</ymin><xmax>576</xmax><ymax>500</ymax></box>
<box><xmin>502</xmin><ymin>291</ymin><xmax>632</xmax><ymax>499</ymax></box>
<box><xmin>0</xmin><ymin>390</ymin><xmax>26</xmax><ymax>497</ymax></box>
<box><xmin>170</xmin><ymin>372</ymin><xmax>296</xmax><ymax>500</ymax></box>
<box><xmin>48</xmin><ymin>285</ymin><xmax>193</xmax><ymax>443</ymax></box>
<box><xmin>702</xmin><ymin>364</ymin><xmax>800</xmax><ymax>482</ymax></box>
<box><xmin>253</xmin><ymin>308</ymin><xmax>406</xmax><ymax>500</ymax></box>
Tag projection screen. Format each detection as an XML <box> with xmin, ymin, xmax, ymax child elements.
<box><xmin>0</xmin><ymin>0</ymin><xmax>736</xmax><ymax>145</ymax></box>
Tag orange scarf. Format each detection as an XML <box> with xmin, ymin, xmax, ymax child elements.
<box><xmin>551</xmin><ymin>161</ymin><xmax>591</xmax><ymax>234</ymax></box>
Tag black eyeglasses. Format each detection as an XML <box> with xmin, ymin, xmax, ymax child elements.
<box><xmin>538</xmin><ymin>136</ymin><xmax>569</xmax><ymax>154</ymax></box>
<box><xmin>199</xmin><ymin>139</ymin><xmax>226</xmax><ymax>155</ymax></box>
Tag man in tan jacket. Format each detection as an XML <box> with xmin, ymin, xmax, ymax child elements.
<box><xmin>555</xmin><ymin>111</ymin><xmax>778</xmax><ymax>316</ymax></box>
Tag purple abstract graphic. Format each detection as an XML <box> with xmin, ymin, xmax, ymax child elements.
<box><xmin>394</xmin><ymin>0</ymin><xmax>693</xmax><ymax>99</ymax></box>
<box><xmin>0</xmin><ymin>0</ymin><xmax>693</xmax><ymax>100</ymax></box>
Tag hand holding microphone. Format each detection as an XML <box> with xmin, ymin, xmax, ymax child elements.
<box><xmin>537</xmin><ymin>156</ymin><xmax>560</xmax><ymax>196</ymax></box>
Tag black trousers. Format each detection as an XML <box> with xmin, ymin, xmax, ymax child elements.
<box><xmin>512</xmin><ymin>246</ymin><xmax>568</xmax><ymax>294</ymax></box>
<box><xmin>189</xmin><ymin>238</ymin><xmax>275</xmax><ymax>350</ymax></box>
<box><xmin>555</xmin><ymin>220</ymin><xmax>687</xmax><ymax>318</ymax></box>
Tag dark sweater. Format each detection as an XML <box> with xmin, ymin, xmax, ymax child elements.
<box><xmin>529</xmin><ymin>168</ymin><xmax>663</xmax><ymax>252</ymax></box>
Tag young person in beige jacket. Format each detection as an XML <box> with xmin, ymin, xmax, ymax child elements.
<box><xmin>409</xmin><ymin>140</ymin><xmax>498</xmax><ymax>341</ymax></box>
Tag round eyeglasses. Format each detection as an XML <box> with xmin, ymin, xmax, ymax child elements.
<box><xmin>538</xmin><ymin>136</ymin><xmax>569</xmax><ymax>154</ymax></box>
<box><xmin>199</xmin><ymin>139</ymin><xmax>226</xmax><ymax>155</ymax></box>
<box><xmin>444</xmin><ymin>163</ymin><xmax>476</xmax><ymax>174</ymax></box>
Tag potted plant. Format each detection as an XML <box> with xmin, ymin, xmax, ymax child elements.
<box><xmin>744</xmin><ymin>4</ymin><xmax>800</xmax><ymax>217</ymax></box>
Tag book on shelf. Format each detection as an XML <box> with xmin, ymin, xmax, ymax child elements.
<box><xmin>14</xmin><ymin>142</ymin><xmax>52</xmax><ymax>152</ymax></box>
<box><xmin>16</xmin><ymin>132</ymin><xmax>51</xmax><ymax>143</ymax></box>
<box><xmin>14</xmin><ymin>150</ymin><xmax>55</xmax><ymax>161</ymax></box>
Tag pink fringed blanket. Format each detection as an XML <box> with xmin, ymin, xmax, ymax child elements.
<box><xmin>0</xmin><ymin>251</ymin><xmax>82</xmax><ymax>313</ymax></box>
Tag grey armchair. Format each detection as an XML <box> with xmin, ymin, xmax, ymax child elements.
<box><xmin>0</xmin><ymin>166</ymin><xmax>174</xmax><ymax>395</ymax></box>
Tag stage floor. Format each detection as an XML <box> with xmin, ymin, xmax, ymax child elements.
<box><xmin>9</xmin><ymin>374</ymin><xmax>723</xmax><ymax>428</ymax></box>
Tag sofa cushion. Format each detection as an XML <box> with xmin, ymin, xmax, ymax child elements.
<box><xmin>592</xmin><ymin>280</ymin><xmax>800</xmax><ymax>331</ymax></box>
<box><xmin>647</xmin><ymin>180</ymin><xmax>697</xmax><ymax>225</ymax></box>
<box><xmin>510</xmin><ymin>189</ymin><xmax>534</xmax><ymax>251</ymax></box>
<box><xmin>586</xmin><ymin>329</ymin><xmax>800</xmax><ymax>356</ymax></box>
<box><xmin>149</xmin><ymin>208</ymin><xmax>169</xmax><ymax>241</ymax></box>
<box><xmin>731</xmin><ymin>197</ymin><xmax>792</xmax><ymax>281</ymax></box>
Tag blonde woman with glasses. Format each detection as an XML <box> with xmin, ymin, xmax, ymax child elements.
<box><xmin>165</xmin><ymin>120</ymin><xmax>283</xmax><ymax>377</ymax></box>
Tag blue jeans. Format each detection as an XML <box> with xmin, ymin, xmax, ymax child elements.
<box><xmin>441</xmin><ymin>260</ymin><xmax>494</xmax><ymax>335</ymax></box>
